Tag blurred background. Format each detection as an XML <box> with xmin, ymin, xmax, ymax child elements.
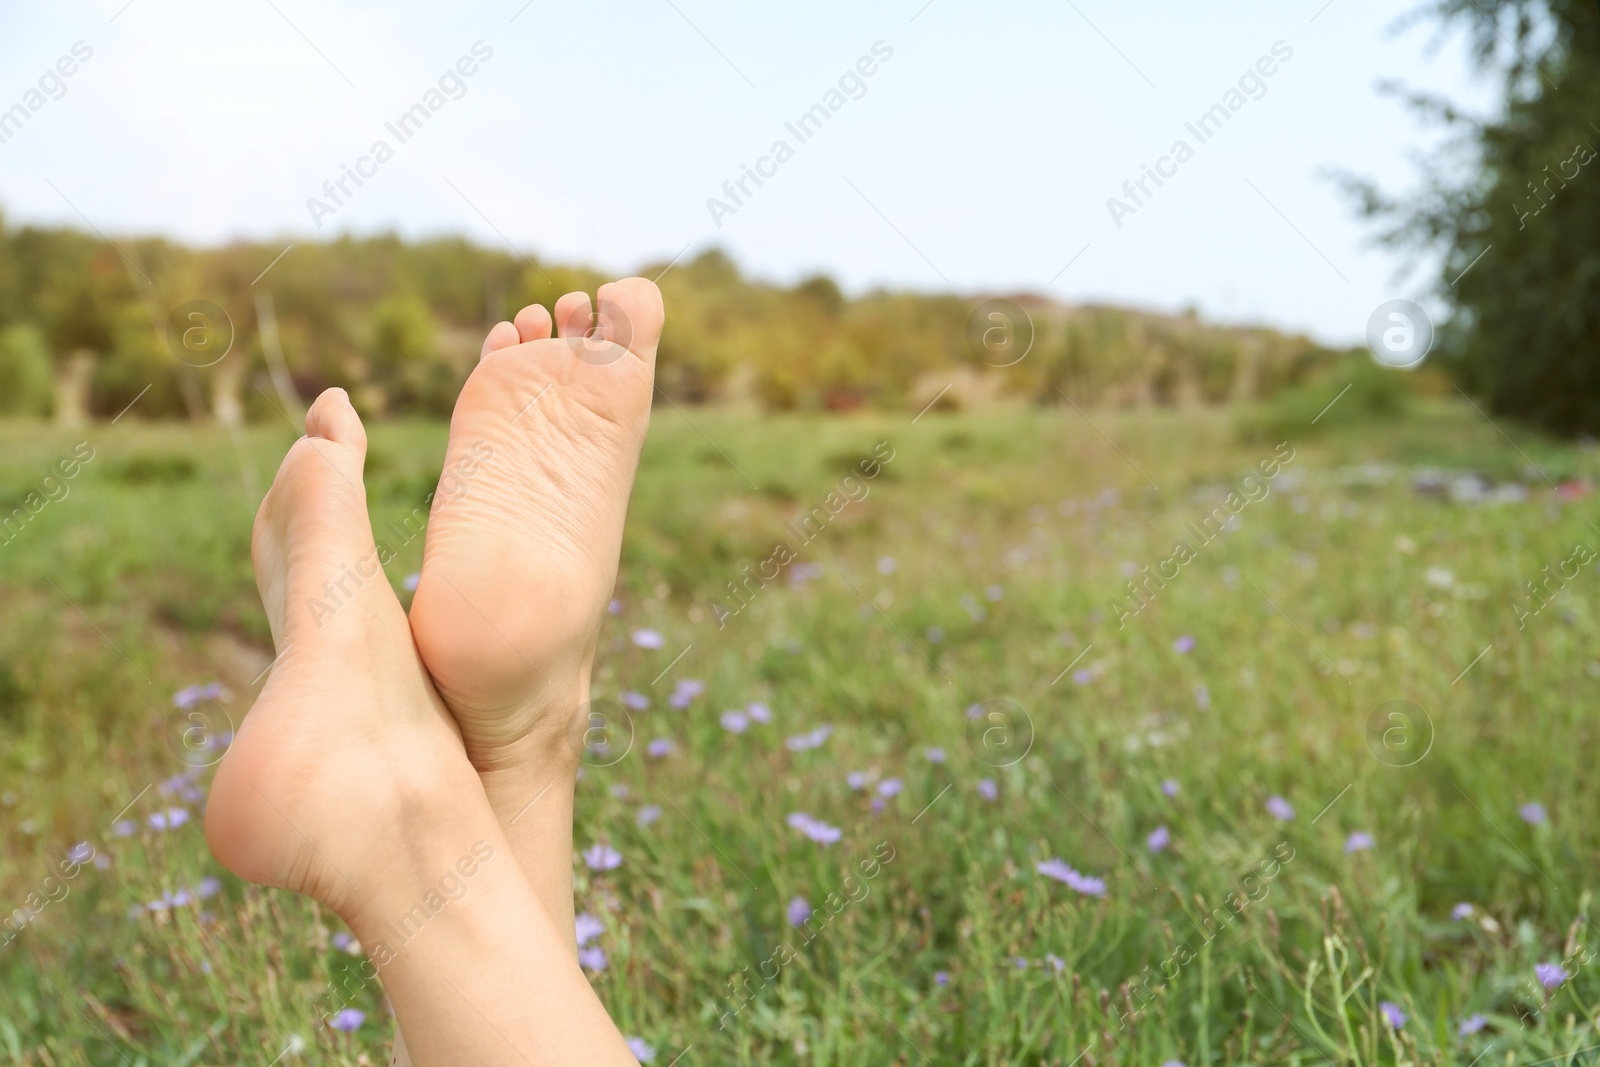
<box><xmin>3</xmin><ymin>1</ymin><xmax>1600</xmax><ymax>1064</ymax></box>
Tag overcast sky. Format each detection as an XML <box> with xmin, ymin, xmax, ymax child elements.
<box><xmin>0</xmin><ymin>0</ymin><xmax>1490</xmax><ymax>344</ymax></box>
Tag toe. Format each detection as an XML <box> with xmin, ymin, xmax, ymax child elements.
<box><xmin>513</xmin><ymin>304</ymin><xmax>553</xmax><ymax>344</ymax></box>
<box><xmin>481</xmin><ymin>321</ymin><xmax>521</xmax><ymax>359</ymax></box>
<box><xmin>305</xmin><ymin>388</ymin><xmax>367</xmax><ymax>453</ymax></box>
<box><xmin>553</xmin><ymin>291</ymin><xmax>593</xmax><ymax>339</ymax></box>
<box><xmin>596</xmin><ymin>278</ymin><xmax>665</xmax><ymax>362</ymax></box>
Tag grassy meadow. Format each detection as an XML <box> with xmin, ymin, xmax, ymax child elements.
<box><xmin>1</xmin><ymin>394</ymin><xmax>1598</xmax><ymax>1065</ymax></box>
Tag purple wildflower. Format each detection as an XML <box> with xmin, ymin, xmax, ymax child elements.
<box><xmin>331</xmin><ymin>931</ymin><xmax>354</xmax><ymax>951</ymax></box>
<box><xmin>877</xmin><ymin>778</ymin><xmax>903</xmax><ymax>798</ymax></box>
<box><xmin>1451</xmin><ymin>902</ymin><xmax>1474</xmax><ymax>920</ymax></box>
<box><xmin>173</xmin><ymin>682</ymin><xmax>225</xmax><ymax>708</ymax></box>
<box><xmin>646</xmin><ymin>738</ymin><xmax>673</xmax><ymax>758</ymax></box>
<box><xmin>149</xmin><ymin>808</ymin><xmax>190</xmax><ymax>831</ymax></box>
<box><xmin>112</xmin><ymin>819</ymin><xmax>135</xmax><ymax>837</ymax></box>
<box><xmin>66</xmin><ymin>842</ymin><xmax>93</xmax><ymax>865</ymax></box>
<box><xmin>608</xmin><ymin>598</ymin><xmax>623</xmax><ymax>614</ymax></box>
<box><xmin>582</xmin><ymin>843</ymin><xmax>623</xmax><ymax>872</ymax></box>
<box><xmin>786</xmin><ymin>812</ymin><xmax>842</xmax><ymax>845</ymax></box>
<box><xmin>1015</xmin><ymin>956</ymin><xmax>1028</xmax><ymax>969</ymax></box>
<box><xmin>669</xmin><ymin>679</ymin><xmax>704</xmax><ymax>709</ymax></box>
<box><xmin>787</xmin><ymin>896</ymin><xmax>812</xmax><ymax>927</ymax></box>
<box><xmin>1459</xmin><ymin>1013</ymin><xmax>1487</xmax><ymax>1036</ymax></box>
<box><xmin>977</xmin><ymin>779</ymin><xmax>998</xmax><ymax>801</ymax></box>
<box><xmin>1173</xmin><ymin>635</ymin><xmax>1196</xmax><ymax>654</ymax></box>
<box><xmin>637</xmin><ymin>805</ymin><xmax>661</xmax><ymax>827</ymax></box>
<box><xmin>1161</xmin><ymin>1061</ymin><xmax>1186</xmax><ymax>1067</ymax></box>
<box><xmin>747</xmin><ymin>701</ymin><xmax>771</xmax><ymax>724</ymax></box>
<box><xmin>1537</xmin><ymin>962</ymin><xmax>1568</xmax><ymax>990</ymax></box>
<box><xmin>1379</xmin><ymin>1001</ymin><xmax>1407</xmax><ymax>1029</ymax></box>
<box><xmin>631</xmin><ymin>629</ymin><xmax>664</xmax><ymax>649</ymax></box>
<box><xmin>579</xmin><ymin>946</ymin><xmax>608</xmax><ymax>972</ymax></box>
<box><xmin>621</xmin><ymin>691</ymin><xmax>650</xmax><ymax>711</ymax></box>
<box><xmin>1345</xmin><ymin>831</ymin><xmax>1374</xmax><ymax>853</ymax></box>
<box><xmin>575</xmin><ymin>913</ymin><xmax>605</xmax><ymax>946</ymax></box>
<box><xmin>934</xmin><ymin>970</ymin><xmax>950</xmax><ymax>986</ymax></box>
<box><xmin>1147</xmin><ymin>825</ymin><xmax>1171</xmax><ymax>853</ymax></box>
<box><xmin>1072</xmin><ymin>669</ymin><xmax>1093</xmax><ymax>685</ymax></box>
<box><xmin>925</xmin><ymin>746</ymin><xmax>946</xmax><ymax>763</ymax></box>
<box><xmin>720</xmin><ymin>710</ymin><xmax>750</xmax><ymax>734</ymax></box>
<box><xmin>1161</xmin><ymin>779</ymin><xmax>1180</xmax><ymax>797</ymax></box>
<box><xmin>786</xmin><ymin>725</ymin><xmax>832</xmax><ymax>752</ymax></box>
<box><xmin>870</xmin><ymin>797</ymin><xmax>886</xmax><ymax>813</ymax></box>
<box><xmin>1036</xmin><ymin>858</ymin><xmax>1107</xmax><ymax>897</ymax></box>
<box><xmin>1266</xmin><ymin>795</ymin><xmax>1294</xmax><ymax>821</ymax></box>
<box><xmin>402</xmin><ymin>572</ymin><xmax>420</xmax><ymax>592</ymax></box>
<box><xmin>610</xmin><ymin>784</ymin><xmax>631</xmax><ymax>799</ymax></box>
<box><xmin>789</xmin><ymin>562</ymin><xmax>823</xmax><ymax>584</ymax></box>
<box><xmin>965</xmin><ymin>703</ymin><xmax>984</xmax><ymax>720</ymax></box>
<box><xmin>158</xmin><ymin>772</ymin><xmax>194</xmax><ymax>797</ymax></box>
<box><xmin>847</xmin><ymin>771</ymin><xmax>870</xmax><ymax>790</ymax></box>
<box><xmin>626</xmin><ymin>1036</ymin><xmax>655</xmax><ymax>1063</ymax></box>
<box><xmin>330</xmin><ymin>1008</ymin><xmax>365</xmax><ymax>1033</ymax></box>
<box><xmin>1520</xmin><ymin>801</ymin><xmax>1548</xmax><ymax>826</ymax></box>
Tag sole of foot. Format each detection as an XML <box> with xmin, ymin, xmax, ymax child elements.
<box><xmin>409</xmin><ymin>279</ymin><xmax>663</xmax><ymax>770</ymax></box>
<box><xmin>205</xmin><ymin>389</ymin><xmax>479</xmax><ymax>915</ymax></box>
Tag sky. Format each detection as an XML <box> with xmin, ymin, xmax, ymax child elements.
<box><xmin>0</xmin><ymin>0</ymin><xmax>1493</xmax><ymax>345</ymax></box>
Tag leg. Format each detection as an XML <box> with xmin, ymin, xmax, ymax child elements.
<box><xmin>204</xmin><ymin>390</ymin><xmax>635</xmax><ymax>1064</ymax></box>
<box><xmin>409</xmin><ymin>279</ymin><xmax>663</xmax><ymax>938</ymax></box>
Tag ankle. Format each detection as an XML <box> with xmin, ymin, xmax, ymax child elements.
<box><xmin>332</xmin><ymin>786</ymin><xmax>505</xmax><ymax>934</ymax></box>
<box><xmin>459</xmin><ymin>670</ymin><xmax>593</xmax><ymax>774</ymax></box>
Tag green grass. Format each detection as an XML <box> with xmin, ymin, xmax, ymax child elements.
<box><xmin>1</xmin><ymin>399</ymin><xmax>1598</xmax><ymax>1065</ymax></box>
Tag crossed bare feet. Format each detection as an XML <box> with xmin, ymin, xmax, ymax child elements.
<box><xmin>203</xmin><ymin>279</ymin><xmax>663</xmax><ymax>1065</ymax></box>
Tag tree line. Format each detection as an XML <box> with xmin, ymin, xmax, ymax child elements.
<box><xmin>0</xmin><ymin>217</ymin><xmax>1346</xmax><ymax>423</ymax></box>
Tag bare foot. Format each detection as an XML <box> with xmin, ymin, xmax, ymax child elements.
<box><xmin>409</xmin><ymin>279</ymin><xmax>663</xmax><ymax>769</ymax></box>
<box><xmin>205</xmin><ymin>389</ymin><xmax>481</xmax><ymax>915</ymax></box>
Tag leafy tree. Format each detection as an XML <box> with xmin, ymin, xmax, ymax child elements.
<box><xmin>1347</xmin><ymin>0</ymin><xmax>1600</xmax><ymax>435</ymax></box>
<box><xmin>366</xmin><ymin>293</ymin><xmax>454</xmax><ymax>415</ymax></box>
<box><xmin>0</xmin><ymin>325</ymin><xmax>53</xmax><ymax>417</ymax></box>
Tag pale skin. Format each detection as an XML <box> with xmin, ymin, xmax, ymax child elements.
<box><xmin>203</xmin><ymin>279</ymin><xmax>664</xmax><ymax>1064</ymax></box>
